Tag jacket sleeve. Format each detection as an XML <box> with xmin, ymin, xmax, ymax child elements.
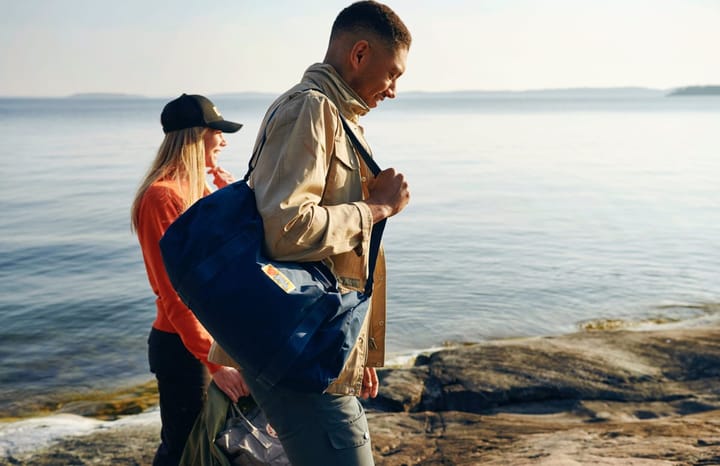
<box><xmin>137</xmin><ymin>185</ymin><xmax>222</xmax><ymax>374</ymax></box>
<box><xmin>251</xmin><ymin>93</ymin><xmax>373</xmax><ymax>262</ymax></box>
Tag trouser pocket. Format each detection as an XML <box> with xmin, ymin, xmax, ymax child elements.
<box><xmin>321</xmin><ymin>396</ymin><xmax>371</xmax><ymax>449</ymax></box>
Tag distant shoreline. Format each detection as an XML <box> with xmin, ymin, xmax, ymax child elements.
<box><xmin>65</xmin><ymin>92</ymin><xmax>147</xmax><ymax>100</ymax></box>
<box><xmin>2</xmin><ymin>85</ymin><xmax>719</xmax><ymax>100</ymax></box>
<box><xmin>667</xmin><ymin>85</ymin><xmax>720</xmax><ymax>97</ymax></box>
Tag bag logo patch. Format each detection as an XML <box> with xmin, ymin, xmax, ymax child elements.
<box><xmin>261</xmin><ymin>264</ymin><xmax>296</xmax><ymax>293</ymax></box>
<box><xmin>266</xmin><ymin>423</ymin><xmax>279</xmax><ymax>438</ymax></box>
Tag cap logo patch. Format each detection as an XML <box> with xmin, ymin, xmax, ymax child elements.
<box><xmin>212</xmin><ymin>106</ymin><xmax>222</xmax><ymax>117</ymax></box>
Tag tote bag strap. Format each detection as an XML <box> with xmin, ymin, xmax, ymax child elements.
<box><xmin>243</xmin><ymin>88</ymin><xmax>386</xmax><ymax>295</ymax></box>
<box><xmin>338</xmin><ymin>116</ymin><xmax>386</xmax><ymax>295</ymax></box>
<box><xmin>242</xmin><ymin>102</ymin><xmax>283</xmax><ymax>182</ymax></box>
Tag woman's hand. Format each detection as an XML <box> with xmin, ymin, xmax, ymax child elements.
<box><xmin>212</xmin><ymin>366</ymin><xmax>250</xmax><ymax>403</ymax></box>
<box><xmin>360</xmin><ymin>367</ymin><xmax>379</xmax><ymax>399</ymax></box>
<box><xmin>208</xmin><ymin>166</ymin><xmax>235</xmax><ymax>189</ymax></box>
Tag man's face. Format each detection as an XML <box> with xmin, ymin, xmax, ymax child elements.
<box><xmin>353</xmin><ymin>43</ymin><xmax>408</xmax><ymax>108</ymax></box>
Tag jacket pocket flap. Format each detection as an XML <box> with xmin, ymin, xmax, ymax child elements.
<box><xmin>333</xmin><ymin>136</ymin><xmax>358</xmax><ymax>171</ymax></box>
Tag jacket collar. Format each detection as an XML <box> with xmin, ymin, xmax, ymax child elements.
<box><xmin>301</xmin><ymin>63</ymin><xmax>370</xmax><ymax>122</ymax></box>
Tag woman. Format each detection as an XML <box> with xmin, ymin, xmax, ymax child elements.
<box><xmin>130</xmin><ymin>93</ymin><xmax>249</xmax><ymax>466</ymax></box>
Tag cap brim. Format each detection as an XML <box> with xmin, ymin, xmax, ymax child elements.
<box><xmin>208</xmin><ymin>120</ymin><xmax>243</xmax><ymax>133</ymax></box>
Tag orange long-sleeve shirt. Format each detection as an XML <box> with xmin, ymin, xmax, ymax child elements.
<box><xmin>136</xmin><ymin>179</ymin><xmax>221</xmax><ymax>374</ymax></box>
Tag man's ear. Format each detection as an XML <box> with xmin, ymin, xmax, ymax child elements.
<box><xmin>349</xmin><ymin>40</ymin><xmax>371</xmax><ymax>71</ymax></box>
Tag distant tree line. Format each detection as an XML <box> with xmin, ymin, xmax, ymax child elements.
<box><xmin>668</xmin><ymin>85</ymin><xmax>720</xmax><ymax>96</ymax></box>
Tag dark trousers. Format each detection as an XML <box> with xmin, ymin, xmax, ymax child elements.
<box><xmin>244</xmin><ymin>375</ymin><xmax>374</xmax><ymax>466</ymax></box>
<box><xmin>148</xmin><ymin>327</ymin><xmax>209</xmax><ymax>466</ymax></box>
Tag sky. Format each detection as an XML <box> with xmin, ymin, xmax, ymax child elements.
<box><xmin>1</xmin><ymin>0</ymin><xmax>719</xmax><ymax>97</ymax></box>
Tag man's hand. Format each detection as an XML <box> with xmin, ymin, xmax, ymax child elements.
<box><xmin>360</xmin><ymin>367</ymin><xmax>379</xmax><ymax>399</ymax></box>
<box><xmin>365</xmin><ymin>168</ymin><xmax>410</xmax><ymax>223</ymax></box>
<box><xmin>212</xmin><ymin>366</ymin><xmax>250</xmax><ymax>403</ymax></box>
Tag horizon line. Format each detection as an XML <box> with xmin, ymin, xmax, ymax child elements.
<box><xmin>2</xmin><ymin>84</ymin><xmax>719</xmax><ymax>99</ymax></box>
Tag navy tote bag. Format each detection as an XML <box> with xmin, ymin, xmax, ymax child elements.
<box><xmin>160</xmin><ymin>100</ymin><xmax>386</xmax><ymax>392</ymax></box>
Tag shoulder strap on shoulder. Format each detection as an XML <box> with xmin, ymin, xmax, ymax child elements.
<box><xmin>243</xmin><ymin>88</ymin><xmax>386</xmax><ymax>295</ymax></box>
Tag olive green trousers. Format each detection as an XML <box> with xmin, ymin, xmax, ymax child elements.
<box><xmin>245</xmin><ymin>376</ymin><xmax>374</xmax><ymax>466</ymax></box>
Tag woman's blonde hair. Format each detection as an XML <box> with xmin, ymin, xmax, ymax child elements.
<box><xmin>131</xmin><ymin>127</ymin><xmax>209</xmax><ymax>232</ymax></box>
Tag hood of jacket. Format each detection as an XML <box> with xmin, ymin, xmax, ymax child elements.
<box><xmin>299</xmin><ymin>63</ymin><xmax>370</xmax><ymax>122</ymax></box>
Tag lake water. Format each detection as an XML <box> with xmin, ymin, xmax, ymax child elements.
<box><xmin>0</xmin><ymin>92</ymin><xmax>718</xmax><ymax>418</ymax></box>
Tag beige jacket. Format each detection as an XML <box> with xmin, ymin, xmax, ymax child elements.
<box><xmin>211</xmin><ymin>63</ymin><xmax>387</xmax><ymax>395</ymax></box>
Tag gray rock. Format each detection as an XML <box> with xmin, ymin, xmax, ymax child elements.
<box><xmin>11</xmin><ymin>327</ymin><xmax>720</xmax><ymax>465</ymax></box>
<box><xmin>370</xmin><ymin>328</ymin><xmax>720</xmax><ymax>415</ymax></box>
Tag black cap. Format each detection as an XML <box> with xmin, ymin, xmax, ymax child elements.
<box><xmin>161</xmin><ymin>94</ymin><xmax>243</xmax><ymax>134</ymax></box>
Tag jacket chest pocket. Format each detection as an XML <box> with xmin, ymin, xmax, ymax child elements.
<box><xmin>325</xmin><ymin>137</ymin><xmax>362</xmax><ymax>204</ymax></box>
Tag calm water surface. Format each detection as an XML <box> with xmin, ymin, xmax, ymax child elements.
<box><xmin>0</xmin><ymin>94</ymin><xmax>718</xmax><ymax>414</ymax></box>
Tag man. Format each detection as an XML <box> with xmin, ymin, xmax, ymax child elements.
<box><xmin>230</xmin><ymin>2</ymin><xmax>411</xmax><ymax>464</ymax></box>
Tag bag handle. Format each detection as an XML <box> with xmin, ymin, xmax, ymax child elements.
<box><xmin>228</xmin><ymin>404</ymin><xmax>274</xmax><ymax>449</ymax></box>
<box><xmin>243</xmin><ymin>88</ymin><xmax>386</xmax><ymax>295</ymax></box>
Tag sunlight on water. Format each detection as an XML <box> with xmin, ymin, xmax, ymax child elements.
<box><xmin>0</xmin><ymin>94</ymin><xmax>718</xmax><ymax>413</ymax></box>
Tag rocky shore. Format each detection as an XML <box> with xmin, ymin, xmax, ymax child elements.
<box><xmin>6</xmin><ymin>325</ymin><xmax>720</xmax><ymax>465</ymax></box>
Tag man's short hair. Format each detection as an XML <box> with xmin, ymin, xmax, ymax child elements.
<box><xmin>330</xmin><ymin>1</ymin><xmax>412</xmax><ymax>50</ymax></box>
